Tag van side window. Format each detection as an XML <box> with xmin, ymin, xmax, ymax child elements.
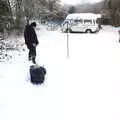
<box><xmin>74</xmin><ymin>20</ymin><xmax>78</xmax><ymax>22</ymax></box>
<box><xmin>74</xmin><ymin>19</ymin><xmax>83</xmax><ymax>23</ymax></box>
<box><xmin>84</xmin><ymin>19</ymin><xmax>92</xmax><ymax>24</ymax></box>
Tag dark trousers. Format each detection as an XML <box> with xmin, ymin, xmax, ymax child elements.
<box><xmin>28</xmin><ymin>46</ymin><xmax>36</xmax><ymax>64</ymax></box>
<box><xmin>29</xmin><ymin>46</ymin><xmax>36</xmax><ymax>58</ymax></box>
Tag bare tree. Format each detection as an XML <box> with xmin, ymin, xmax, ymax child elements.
<box><xmin>14</xmin><ymin>0</ymin><xmax>24</xmax><ymax>30</ymax></box>
<box><xmin>0</xmin><ymin>0</ymin><xmax>13</xmax><ymax>33</ymax></box>
<box><xmin>22</xmin><ymin>0</ymin><xmax>63</xmax><ymax>22</ymax></box>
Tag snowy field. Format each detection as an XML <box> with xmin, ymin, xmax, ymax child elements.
<box><xmin>0</xmin><ymin>25</ymin><xmax>120</xmax><ymax>120</ymax></box>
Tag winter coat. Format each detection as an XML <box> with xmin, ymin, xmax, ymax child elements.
<box><xmin>24</xmin><ymin>24</ymin><xmax>39</xmax><ymax>49</ymax></box>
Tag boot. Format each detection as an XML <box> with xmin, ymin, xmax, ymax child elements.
<box><xmin>32</xmin><ymin>57</ymin><xmax>36</xmax><ymax>64</ymax></box>
<box><xmin>28</xmin><ymin>56</ymin><xmax>32</xmax><ymax>61</ymax></box>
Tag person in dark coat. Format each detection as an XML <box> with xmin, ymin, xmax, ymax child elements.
<box><xmin>24</xmin><ymin>22</ymin><xmax>39</xmax><ymax>64</ymax></box>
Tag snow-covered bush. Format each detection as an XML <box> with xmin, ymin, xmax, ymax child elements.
<box><xmin>0</xmin><ymin>35</ymin><xmax>25</xmax><ymax>62</ymax></box>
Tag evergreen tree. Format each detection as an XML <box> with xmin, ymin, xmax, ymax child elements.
<box><xmin>68</xmin><ymin>6</ymin><xmax>76</xmax><ymax>14</ymax></box>
<box><xmin>104</xmin><ymin>0</ymin><xmax>120</xmax><ymax>25</ymax></box>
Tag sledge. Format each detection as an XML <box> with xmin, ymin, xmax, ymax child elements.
<box><xmin>30</xmin><ymin>64</ymin><xmax>46</xmax><ymax>85</ymax></box>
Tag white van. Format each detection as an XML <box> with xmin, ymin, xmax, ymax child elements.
<box><xmin>61</xmin><ymin>13</ymin><xmax>101</xmax><ymax>33</ymax></box>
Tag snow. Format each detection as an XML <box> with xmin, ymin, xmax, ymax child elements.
<box><xmin>0</xmin><ymin>25</ymin><xmax>120</xmax><ymax>120</ymax></box>
<box><xmin>66</xmin><ymin>13</ymin><xmax>101</xmax><ymax>20</ymax></box>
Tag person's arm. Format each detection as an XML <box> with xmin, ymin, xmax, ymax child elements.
<box><xmin>32</xmin><ymin>28</ymin><xmax>39</xmax><ymax>45</ymax></box>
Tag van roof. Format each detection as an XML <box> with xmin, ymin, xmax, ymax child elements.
<box><xmin>66</xmin><ymin>13</ymin><xmax>101</xmax><ymax>20</ymax></box>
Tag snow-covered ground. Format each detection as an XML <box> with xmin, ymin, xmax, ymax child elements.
<box><xmin>0</xmin><ymin>25</ymin><xmax>120</xmax><ymax>120</ymax></box>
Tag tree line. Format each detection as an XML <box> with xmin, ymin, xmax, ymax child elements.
<box><xmin>0</xmin><ymin>0</ymin><xmax>120</xmax><ymax>35</ymax></box>
<box><xmin>0</xmin><ymin>0</ymin><xmax>66</xmax><ymax>34</ymax></box>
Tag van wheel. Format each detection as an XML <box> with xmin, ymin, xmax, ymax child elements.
<box><xmin>86</xmin><ymin>29</ymin><xmax>92</xmax><ymax>33</ymax></box>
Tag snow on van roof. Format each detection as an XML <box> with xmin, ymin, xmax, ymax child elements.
<box><xmin>66</xmin><ymin>13</ymin><xmax>101</xmax><ymax>20</ymax></box>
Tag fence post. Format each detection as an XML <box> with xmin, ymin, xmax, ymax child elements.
<box><xmin>119</xmin><ymin>30</ymin><xmax>120</xmax><ymax>42</ymax></box>
<box><xmin>67</xmin><ymin>22</ymin><xmax>69</xmax><ymax>58</ymax></box>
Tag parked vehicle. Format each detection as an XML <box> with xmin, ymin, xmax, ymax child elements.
<box><xmin>61</xmin><ymin>13</ymin><xmax>101</xmax><ymax>33</ymax></box>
